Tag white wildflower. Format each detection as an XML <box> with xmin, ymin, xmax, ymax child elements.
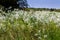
<box><xmin>35</xmin><ymin>33</ymin><xmax>38</xmax><ymax>36</ymax></box>
<box><xmin>44</xmin><ymin>35</ymin><xmax>47</xmax><ymax>38</ymax></box>
<box><xmin>38</xmin><ymin>37</ymin><xmax>41</xmax><ymax>39</ymax></box>
<box><xmin>15</xmin><ymin>13</ymin><xmax>19</xmax><ymax>19</ymax></box>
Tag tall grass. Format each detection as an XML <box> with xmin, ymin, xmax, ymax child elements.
<box><xmin>0</xmin><ymin>10</ymin><xmax>60</xmax><ymax>40</ymax></box>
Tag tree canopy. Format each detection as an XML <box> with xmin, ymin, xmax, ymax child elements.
<box><xmin>0</xmin><ymin>0</ymin><xmax>28</xmax><ymax>8</ymax></box>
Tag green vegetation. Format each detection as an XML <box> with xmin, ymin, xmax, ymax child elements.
<box><xmin>0</xmin><ymin>9</ymin><xmax>60</xmax><ymax>40</ymax></box>
<box><xmin>24</xmin><ymin>8</ymin><xmax>60</xmax><ymax>12</ymax></box>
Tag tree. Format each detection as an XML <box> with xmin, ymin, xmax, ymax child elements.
<box><xmin>17</xmin><ymin>0</ymin><xmax>28</xmax><ymax>8</ymax></box>
<box><xmin>0</xmin><ymin>0</ymin><xmax>29</xmax><ymax>10</ymax></box>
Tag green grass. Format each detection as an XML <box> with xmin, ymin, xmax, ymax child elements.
<box><xmin>0</xmin><ymin>10</ymin><xmax>60</xmax><ymax>40</ymax></box>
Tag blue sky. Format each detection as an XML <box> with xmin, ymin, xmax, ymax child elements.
<box><xmin>27</xmin><ymin>0</ymin><xmax>60</xmax><ymax>9</ymax></box>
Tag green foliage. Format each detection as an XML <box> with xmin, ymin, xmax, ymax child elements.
<box><xmin>0</xmin><ymin>10</ymin><xmax>60</xmax><ymax>40</ymax></box>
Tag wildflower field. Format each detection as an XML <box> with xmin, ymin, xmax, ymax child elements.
<box><xmin>0</xmin><ymin>9</ymin><xmax>60</xmax><ymax>40</ymax></box>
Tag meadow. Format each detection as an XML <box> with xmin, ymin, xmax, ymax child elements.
<box><xmin>0</xmin><ymin>9</ymin><xmax>60</xmax><ymax>40</ymax></box>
